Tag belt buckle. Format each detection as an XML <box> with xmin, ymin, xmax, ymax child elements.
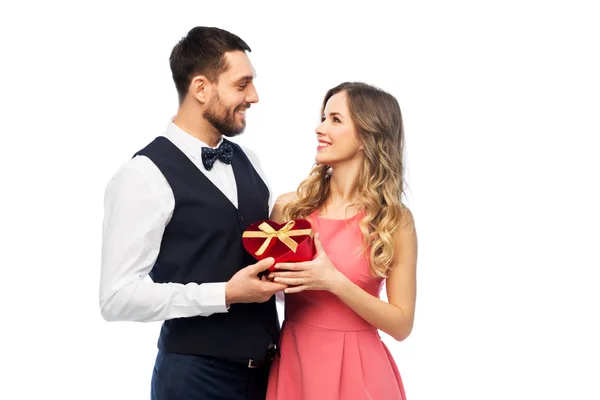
<box><xmin>247</xmin><ymin>345</ymin><xmax>276</xmax><ymax>368</ymax></box>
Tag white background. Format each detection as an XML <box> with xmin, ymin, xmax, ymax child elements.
<box><xmin>1</xmin><ymin>1</ymin><xmax>599</xmax><ymax>399</ymax></box>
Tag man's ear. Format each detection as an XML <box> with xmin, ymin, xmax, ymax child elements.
<box><xmin>190</xmin><ymin>75</ymin><xmax>212</xmax><ymax>104</ymax></box>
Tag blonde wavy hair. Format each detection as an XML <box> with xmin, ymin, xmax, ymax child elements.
<box><xmin>284</xmin><ymin>82</ymin><xmax>410</xmax><ymax>278</ymax></box>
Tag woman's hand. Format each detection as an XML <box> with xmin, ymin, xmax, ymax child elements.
<box><xmin>268</xmin><ymin>233</ymin><xmax>345</xmax><ymax>293</ymax></box>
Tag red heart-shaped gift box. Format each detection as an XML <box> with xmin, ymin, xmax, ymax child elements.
<box><xmin>242</xmin><ymin>219</ymin><xmax>316</xmax><ymax>271</ymax></box>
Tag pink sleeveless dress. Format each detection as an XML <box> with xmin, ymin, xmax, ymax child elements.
<box><xmin>266</xmin><ymin>212</ymin><xmax>407</xmax><ymax>400</ymax></box>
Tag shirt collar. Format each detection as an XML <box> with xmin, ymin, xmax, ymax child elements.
<box><xmin>164</xmin><ymin>121</ymin><xmax>224</xmax><ymax>162</ymax></box>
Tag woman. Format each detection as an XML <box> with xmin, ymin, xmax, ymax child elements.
<box><xmin>265</xmin><ymin>82</ymin><xmax>417</xmax><ymax>399</ymax></box>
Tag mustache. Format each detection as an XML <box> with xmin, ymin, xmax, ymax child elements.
<box><xmin>236</xmin><ymin>103</ymin><xmax>251</xmax><ymax>111</ymax></box>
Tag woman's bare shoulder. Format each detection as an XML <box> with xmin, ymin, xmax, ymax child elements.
<box><xmin>270</xmin><ymin>192</ymin><xmax>298</xmax><ymax>223</ymax></box>
<box><xmin>275</xmin><ymin>192</ymin><xmax>297</xmax><ymax>206</ymax></box>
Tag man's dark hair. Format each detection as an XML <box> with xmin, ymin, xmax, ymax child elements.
<box><xmin>170</xmin><ymin>27</ymin><xmax>251</xmax><ymax>103</ymax></box>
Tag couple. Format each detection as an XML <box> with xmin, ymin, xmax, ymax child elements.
<box><xmin>99</xmin><ymin>26</ymin><xmax>417</xmax><ymax>400</ymax></box>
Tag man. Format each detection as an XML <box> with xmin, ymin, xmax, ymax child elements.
<box><xmin>99</xmin><ymin>26</ymin><xmax>286</xmax><ymax>400</ymax></box>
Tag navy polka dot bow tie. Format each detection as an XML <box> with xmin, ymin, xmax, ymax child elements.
<box><xmin>201</xmin><ymin>139</ymin><xmax>233</xmax><ymax>171</ymax></box>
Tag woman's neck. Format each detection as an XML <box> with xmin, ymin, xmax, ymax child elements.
<box><xmin>322</xmin><ymin>161</ymin><xmax>363</xmax><ymax>215</ymax></box>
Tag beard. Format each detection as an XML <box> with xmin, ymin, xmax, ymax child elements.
<box><xmin>203</xmin><ymin>93</ymin><xmax>247</xmax><ymax>137</ymax></box>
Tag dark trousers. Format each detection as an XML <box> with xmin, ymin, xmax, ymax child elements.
<box><xmin>151</xmin><ymin>350</ymin><xmax>270</xmax><ymax>400</ymax></box>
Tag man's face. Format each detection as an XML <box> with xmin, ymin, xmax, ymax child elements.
<box><xmin>203</xmin><ymin>51</ymin><xmax>259</xmax><ymax>137</ymax></box>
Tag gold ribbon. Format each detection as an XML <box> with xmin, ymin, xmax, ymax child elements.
<box><xmin>243</xmin><ymin>220</ymin><xmax>313</xmax><ymax>256</ymax></box>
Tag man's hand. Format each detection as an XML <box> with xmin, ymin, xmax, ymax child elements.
<box><xmin>225</xmin><ymin>258</ymin><xmax>287</xmax><ymax>305</ymax></box>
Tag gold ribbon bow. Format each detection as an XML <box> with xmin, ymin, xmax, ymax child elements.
<box><xmin>243</xmin><ymin>220</ymin><xmax>313</xmax><ymax>256</ymax></box>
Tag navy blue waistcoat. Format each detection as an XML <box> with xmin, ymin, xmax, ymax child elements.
<box><xmin>134</xmin><ymin>137</ymin><xmax>279</xmax><ymax>360</ymax></box>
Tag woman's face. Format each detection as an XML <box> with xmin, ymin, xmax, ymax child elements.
<box><xmin>314</xmin><ymin>91</ymin><xmax>363</xmax><ymax>166</ymax></box>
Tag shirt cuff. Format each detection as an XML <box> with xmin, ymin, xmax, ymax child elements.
<box><xmin>199</xmin><ymin>282</ymin><xmax>229</xmax><ymax>314</ymax></box>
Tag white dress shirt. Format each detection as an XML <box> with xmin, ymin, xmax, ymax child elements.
<box><xmin>99</xmin><ymin>121</ymin><xmax>273</xmax><ymax>322</ymax></box>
